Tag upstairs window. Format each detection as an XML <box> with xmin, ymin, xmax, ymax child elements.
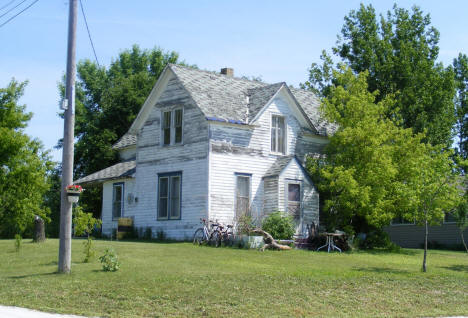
<box><xmin>162</xmin><ymin>109</ymin><xmax>183</xmax><ymax>146</ymax></box>
<box><xmin>271</xmin><ymin>115</ymin><xmax>286</xmax><ymax>154</ymax></box>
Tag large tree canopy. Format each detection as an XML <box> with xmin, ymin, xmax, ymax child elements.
<box><xmin>303</xmin><ymin>4</ymin><xmax>456</xmax><ymax>147</ymax></box>
<box><xmin>0</xmin><ymin>80</ymin><xmax>52</xmax><ymax>237</ymax></box>
<box><xmin>66</xmin><ymin>45</ymin><xmax>185</xmax><ymax>215</ymax></box>
<box><xmin>308</xmin><ymin>67</ymin><xmax>461</xmax><ymax>236</ymax></box>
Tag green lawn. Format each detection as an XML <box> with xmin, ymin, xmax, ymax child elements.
<box><xmin>0</xmin><ymin>239</ymin><xmax>467</xmax><ymax>318</ymax></box>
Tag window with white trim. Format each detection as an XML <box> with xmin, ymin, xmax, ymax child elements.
<box><xmin>235</xmin><ymin>174</ymin><xmax>251</xmax><ymax>218</ymax></box>
<box><xmin>161</xmin><ymin>108</ymin><xmax>183</xmax><ymax>146</ymax></box>
<box><xmin>112</xmin><ymin>183</ymin><xmax>124</xmax><ymax>220</ymax></box>
<box><xmin>271</xmin><ymin>115</ymin><xmax>286</xmax><ymax>154</ymax></box>
<box><xmin>158</xmin><ymin>172</ymin><xmax>182</xmax><ymax>220</ymax></box>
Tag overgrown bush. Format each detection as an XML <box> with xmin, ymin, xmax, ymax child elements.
<box><xmin>99</xmin><ymin>248</ymin><xmax>120</xmax><ymax>272</ymax></box>
<box><xmin>156</xmin><ymin>229</ymin><xmax>166</xmax><ymax>241</ymax></box>
<box><xmin>353</xmin><ymin>229</ymin><xmax>398</xmax><ymax>250</ymax></box>
<box><xmin>261</xmin><ymin>212</ymin><xmax>295</xmax><ymax>240</ymax></box>
<box><xmin>236</xmin><ymin>213</ymin><xmax>255</xmax><ymax>235</ymax></box>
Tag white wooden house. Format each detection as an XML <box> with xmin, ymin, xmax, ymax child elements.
<box><xmin>75</xmin><ymin>65</ymin><xmax>335</xmax><ymax>240</ymax></box>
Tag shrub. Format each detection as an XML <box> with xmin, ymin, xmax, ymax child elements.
<box><xmin>99</xmin><ymin>248</ymin><xmax>120</xmax><ymax>272</ymax></box>
<box><xmin>14</xmin><ymin>234</ymin><xmax>22</xmax><ymax>252</ymax></box>
<box><xmin>236</xmin><ymin>213</ymin><xmax>255</xmax><ymax>235</ymax></box>
<box><xmin>156</xmin><ymin>229</ymin><xmax>166</xmax><ymax>241</ymax></box>
<box><xmin>262</xmin><ymin>212</ymin><xmax>295</xmax><ymax>240</ymax></box>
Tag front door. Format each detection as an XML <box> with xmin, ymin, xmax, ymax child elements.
<box><xmin>287</xmin><ymin>182</ymin><xmax>302</xmax><ymax>235</ymax></box>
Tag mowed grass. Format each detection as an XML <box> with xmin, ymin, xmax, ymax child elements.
<box><xmin>0</xmin><ymin>239</ymin><xmax>467</xmax><ymax>318</ymax></box>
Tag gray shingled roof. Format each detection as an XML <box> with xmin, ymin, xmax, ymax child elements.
<box><xmin>289</xmin><ymin>87</ymin><xmax>337</xmax><ymax>136</ymax></box>
<box><xmin>74</xmin><ymin>160</ymin><xmax>136</xmax><ymax>185</ymax></box>
<box><xmin>113</xmin><ymin>65</ymin><xmax>333</xmax><ymax>150</ymax></box>
<box><xmin>170</xmin><ymin>64</ymin><xmax>334</xmax><ymax>135</ymax></box>
<box><xmin>170</xmin><ymin>64</ymin><xmax>264</xmax><ymax>123</ymax></box>
<box><xmin>113</xmin><ymin>133</ymin><xmax>137</xmax><ymax>150</ymax></box>
<box><xmin>264</xmin><ymin>156</ymin><xmax>295</xmax><ymax>177</ymax></box>
<box><xmin>247</xmin><ymin>82</ymin><xmax>285</xmax><ymax>122</ymax></box>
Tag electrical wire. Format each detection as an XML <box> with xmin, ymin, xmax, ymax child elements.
<box><xmin>0</xmin><ymin>0</ymin><xmax>16</xmax><ymax>11</ymax></box>
<box><xmin>0</xmin><ymin>0</ymin><xmax>26</xmax><ymax>19</ymax></box>
<box><xmin>0</xmin><ymin>0</ymin><xmax>38</xmax><ymax>28</ymax></box>
<box><xmin>79</xmin><ymin>0</ymin><xmax>100</xmax><ymax>67</ymax></box>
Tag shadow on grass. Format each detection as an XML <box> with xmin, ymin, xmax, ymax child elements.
<box><xmin>359</xmin><ymin>248</ymin><xmax>419</xmax><ymax>256</ymax></box>
<box><xmin>440</xmin><ymin>264</ymin><xmax>468</xmax><ymax>272</ymax></box>
<box><xmin>9</xmin><ymin>272</ymin><xmax>59</xmax><ymax>279</ymax></box>
<box><xmin>353</xmin><ymin>266</ymin><xmax>410</xmax><ymax>274</ymax></box>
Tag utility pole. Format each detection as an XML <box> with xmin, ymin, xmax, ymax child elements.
<box><xmin>58</xmin><ymin>0</ymin><xmax>77</xmax><ymax>274</ymax></box>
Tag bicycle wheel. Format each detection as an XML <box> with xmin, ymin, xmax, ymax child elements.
<box><xmin>210</xmin><ymin>231</ymin><xmax>221</xmax><ymax>247</ymax></box>
<box><xmin>193</xmin><ymin>228</ymin><xmax>205</xmax><ymax>245</ymax></box>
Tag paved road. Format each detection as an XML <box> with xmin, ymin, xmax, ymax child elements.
<box><xmin>0</xmin><ymin>306</ymin><xmax>89</xmax><ymax>318</ymax></box>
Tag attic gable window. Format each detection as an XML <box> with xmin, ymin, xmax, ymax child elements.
<box><xmin>271</xmin><ymin>115</ymin><xmax>286</xmax><ymax>154</ymax></box>
<box><xmin>162</xmin><ymin>108</ymin><xmax>183</xmax><ymax>146</ymax></box>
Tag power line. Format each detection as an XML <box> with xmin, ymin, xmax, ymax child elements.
<box><xmin>0</xmin><ymin>0</ymin><xmax>26</xmax><ymax>19</ymax></box>
<box><xmin>0</xmin><ymin>0</ymin><xmax>38</xmax><ymax>28</ymax></box>
<box><xmin>79</xmin><ymin>0</ymin><xmax>99</xmax><ymax>67</ymax></box>
<box><xmin>0</xmin><ymin>0</ymin><xmax>16</xmax><ymax>11</ymax></box>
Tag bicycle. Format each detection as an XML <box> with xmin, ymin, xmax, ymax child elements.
<box><xmin>193</xmin><ymin>219</ymin><xmax>222</xmax><ymax>247</ymax></box>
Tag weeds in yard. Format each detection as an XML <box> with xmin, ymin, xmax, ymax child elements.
<box><xmin>14</xmin><ymin>234</ymin><xmax>22</xmax><ymax>252</ymax></box>
<box><xmin>99</xmin><ymin>248</ymin><xmax>120</xmax><ymax>272</ymax></box>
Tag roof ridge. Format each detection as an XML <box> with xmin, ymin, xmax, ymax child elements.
<box><xmin>168</xmin><ymin>63</ymin><xmax>270</xmax><ymax>86</ymax></box>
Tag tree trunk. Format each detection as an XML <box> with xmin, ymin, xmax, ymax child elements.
<box><xmin>252</xmin><ymin>229</ymin><xmax>291</xmax><ymax>251</ymax></box>
<box><xmin>460</xmin><ymin>229</ymin><xmax>468</xmax><ymax>253</ymax></box>
<box><xmin>422</xmin><ymin>214</ymin><xmax>428</xmax><ymax>272</ymax></box>
<box><xmin>33</xmin><ymin>216</ymin><xmax>45</xmax><ymax>243</ymax></box>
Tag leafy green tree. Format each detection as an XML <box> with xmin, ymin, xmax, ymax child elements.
<box><xmin>0</xmin><ymin>80</ymin><xmax>52</xmax><ymax>237</ymax></box>
<box><xmin>73</xmin><ymin>206</ymin><xmax>102</xmax><ymax>262</ymax></box>
<box><xmin>308</xmin><ymin>68</ymin><xmax>462</xmax><ymax>271</ymax></box>
<box><xmin>63</xmin><ymin>45</ymin><xmax>185</xmax><ymax>216</ymax></box>
<box><xmin>454</xmin><ymin>53</ymin><xmax>468</xmax><ymax>161</ymax></box>
<box><xmin>44</xmin><ymin>165</ymin><xmax>62</xmax><ymax>238</ymax></box>
<box><xmin>303</xmin><ymin>4</ymin><xmax>456</xmax><ymax>147</ymax></box>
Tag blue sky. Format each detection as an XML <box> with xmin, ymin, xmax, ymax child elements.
<box><xmin>1</xmin><ymin>0</ymin><xmax>467</xmax><ymax>161</ymax></box>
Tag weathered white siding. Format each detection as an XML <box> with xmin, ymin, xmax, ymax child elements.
<box><xmin>278</xmin><ymin>160</ymin><xmax>319</xmax><ymax>234</ymax></box>
<box><xmin>209</xmin><ymin>90</ymin><xmax>322</xmax><ymax>233</ymax></box>
<box><xmin>101</xmin><ymin>74</ymin><xmax>210</xmax><ymax>240</ymax></box>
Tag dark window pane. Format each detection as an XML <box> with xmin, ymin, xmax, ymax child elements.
<box><xmin>288</xmin><ymin>184</ymin><xmax>300</xmax><ymax>201</ymax></box>
<box><xmin>163</xmin><ymin>128</ymin><xmax>170</xmax><ymax>145</ymax></box>
<box><xmin>174</xmin><ymin>109</ymin><xmax>182</xmax><ymax>126</ymax></box>
<box><xmin>112</xmin><ymin>184</ymin><xmax>123</xmax><ymax>218</ymax></box>
<box><xmin>159</xmin><ymin>198</ymin><xmax>168</xmax><ymax>218</ymax></box>
<box><xmin>159</xmin><ymin>177</ymin><xmax>168</xmax><ymax>197</ymax></box>
<box><xmin>163</xmin><ymin>111</ymin><xmax>171</xmax><ymax>128</ymax></box>
<box><xmin>271</xmin><ymin>126</ymin><xmax>276</xmax><ymax>152</ymax></box>
<box><xmin>175</xmin><ymin>126</ymin><xmax>182</xmax><ymax>143</ymax></box>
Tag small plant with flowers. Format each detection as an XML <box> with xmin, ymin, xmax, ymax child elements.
<box><xmin>66</xmin><ymin>184</ymin><xmax>83</xmax><ymax>194</ymax></box>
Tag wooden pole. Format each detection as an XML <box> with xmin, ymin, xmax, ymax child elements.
<box><xmin>58</xmin><ymin>0</ymin><xmax>77</xmax><ymax>274</ymax></box>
